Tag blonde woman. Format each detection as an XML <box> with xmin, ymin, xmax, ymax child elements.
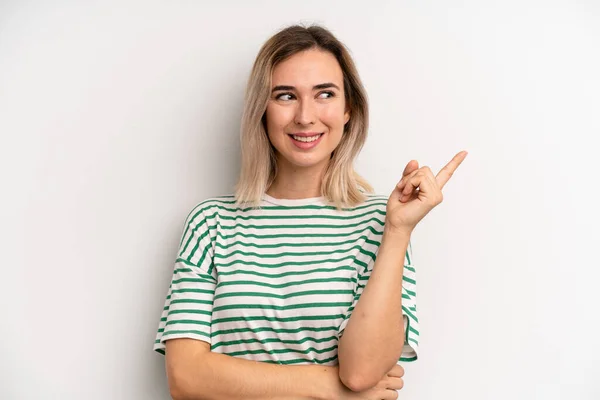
<box><xmin>154</xmin><ymin>24</ymin><xmax>467</xmax><ymax>400</ymax></box>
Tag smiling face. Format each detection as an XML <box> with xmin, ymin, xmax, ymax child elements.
<box><xmin>265</xmin><ymin>48</ymin><xmax>350</xmax><ymax>172</ymax></box>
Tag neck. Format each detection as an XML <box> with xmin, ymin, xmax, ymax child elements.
<box><xmin>267</xmin><ymin>157</ymin><xmax>329</xmax><ymax>200</ymax></box>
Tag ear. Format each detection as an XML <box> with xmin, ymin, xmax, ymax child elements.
<box><xmin>344</xmin><ymin>108</ymin><xmax>350</xmax><ymax>125</ymax></box>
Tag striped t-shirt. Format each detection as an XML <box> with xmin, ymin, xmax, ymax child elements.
<box><xmin>153</xmin><ymin>193</ymin><xmax>419</xmax><ymax>365</ymax></box>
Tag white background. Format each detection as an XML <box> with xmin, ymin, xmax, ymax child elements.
<box><xmin>1</xmin><ymin>1</ymin><xmax>599</xmax><ymax>399</ymax></box>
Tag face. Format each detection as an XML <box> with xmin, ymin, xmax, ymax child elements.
<box><xmin>265</xmin><ymin>49</ymin><xmax>350</xmax><ymax>171</ymax></box>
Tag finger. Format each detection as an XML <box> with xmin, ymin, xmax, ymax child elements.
<box><xmin>385</xmin><ymin>376</ymin><xmax>404</xmax><ymax>391</ymax></box>
<box><xmin>396</xmin><ymin>168</ymin><xmax>420</xmax><ymax>192</ymax></box>
<box><xmin>402</xmin><ymin>170</ymin><xmax>438</xmax><ymax>202</ymax></box>
<box><xmin>401</xmin><ymin>187</ymin><xmax>421</xmax><ymax>203</ymax></box>
<box><xmin>381</xmin><ymin>388</ymin><xmax>400</xmax><ymax>399</ymax></box>
<box><xmin>423</xmin><ymin>167</ymin><xmax>441</xmax><ymax>195</ymax></box>
<box><xmin>399</xmin><ymin>183</ymin><xmax>417</xmax><ymax>202</ymax></box>
<box><xmin>398</xmin><ymin>169</ymin><xmax>424</xmax><ymax>202</ymax></box>
<box><xmin>398</xmin><ymin>166</ymin><xmax>437</xmax><ymax>201</ymax></box>
<box><xmin>402</xmin><ymin>159</ymin><xmax>419</xmax><ymax>177</ymax></box>
<box><xmin>396</xmin><ymin>161</ymin><xmax>419</xmax><ymax>190</ymax></box>
<box><xmin>435</xmin><ymin>150</ymin><xmax>468</xmax><ymax>190</ymax></box>
<box><xmin>402</xmin><ymin>171</ymin><xmax>425</xmax><ymax>196</ymax></box>
<box><xmin>398</xmin><ymin>178</ymin><xmax>420</xmax><ymax>203</ymax></box>
<box><xmin>387</xmin><ymin>364</ymin><xmax>404</xmax><ymax>378</ymax></box>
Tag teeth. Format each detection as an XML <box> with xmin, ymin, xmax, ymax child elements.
<box><xmin>292</xmin><ymin>134</ymin><xmax>322</xmax><ymax>142</ymax></box>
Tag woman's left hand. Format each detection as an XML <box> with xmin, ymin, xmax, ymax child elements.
<box><xmin>385</xmin><ymin>151</ymin><xmax>468</xmax><ymax>235</ymax></box>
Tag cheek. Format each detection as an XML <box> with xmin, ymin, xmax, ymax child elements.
<box><xmin>320</xmin><ymin>105</ymin><xmax>346</xmax><ymax>127</ymax></box>
<box><xmin>266</xmin><ymin>104</ymin><xmax>293</xmax><ymax>129</ymax></box>
<box><xmin>265</xmin><ymin>106</ymin><xmax>292</xmax><ymax>147</ymax></box>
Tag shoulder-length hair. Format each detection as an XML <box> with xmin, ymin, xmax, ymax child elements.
<box><xmin>234</xmin><ymin>24</ymin><xmax>374</xmax><ymax>210</ymax></box>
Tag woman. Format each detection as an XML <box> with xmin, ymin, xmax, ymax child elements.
<box><xmin>154</xmin><ymin>24</ymin><xmax>467</xmax><ymax>399</ymax></box>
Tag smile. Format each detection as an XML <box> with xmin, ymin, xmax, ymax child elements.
<box><xmin>288</xmin><ymin>133</ymin><xmax>325</xmax><ymax>149</ymax></box>
<box><xmin>291</xmin><ymin>133</ymin><xmax>323</xmax><ymax>142</ymax></box>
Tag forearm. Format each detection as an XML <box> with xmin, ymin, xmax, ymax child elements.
<box><xmin>170</xmin><ymin>350</ymin><xmax>339</xmax><ymax>400</ymax></box>
<box><xmin>337</xmin><ymin>229</ymin><xmax>410</xmax><ymax>391</ymax></box>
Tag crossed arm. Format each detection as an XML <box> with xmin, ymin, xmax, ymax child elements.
<box><xmin>165</xmin><ymin>339</ymin><xmax>342</xmax><ymax>400</ymax></box>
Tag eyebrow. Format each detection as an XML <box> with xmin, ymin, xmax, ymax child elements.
<box><xmin>271</xmin><ymin>82</ymin><xmax>341</xmax><ymax>92</ymax></box>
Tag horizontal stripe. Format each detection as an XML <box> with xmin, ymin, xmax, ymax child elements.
<box><xmin>227</xmin><ymin>344</ymin><xmax>339</xmax><ymax>358</ymax></box>
<box><xmin>217</xmin><ymin>265</ymin><xmax>356</xmax><ymax>279</ymax></box>
<box><xmin>161</xmin><ymin>329</ymin><xmax>210</xmax><ymax>338</ymax></box>
<box><xmin>212</xmin><ymin>335</ymin><xmax>338</xmax><ymax>349</ymax></box>
<box><xmin>211</xmin><ymin>325</ymin><xmax>337</xmax><ymax>337</ymax></box>
<box><xmin>217</xmin><ymin>277</ymin><xmax>355</xmax><ymax>290</ymax></box>
<box><xmin>214</xmin><ymin>289</ymin><xmax>354</xmax><ymax>301</ymax></box>
<box><xmin>213</xmin><ymin>302</ymin><xmax>352</xmax><ymax>312</ymax></box>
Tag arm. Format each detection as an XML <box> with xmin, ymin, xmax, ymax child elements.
<box><xmin>166</xmin><ymin>338</ymin><xmax>342</xmax><ymax>400</ymax></box>
<box><xmin>337</xmin><ymin>229</ymin><xmax>410</xmax><ymax>392</ymax></box>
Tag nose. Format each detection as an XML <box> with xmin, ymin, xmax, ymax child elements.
<box><xmin>294</xmin><ymin>98</ymin><xmax>316</xmax><ymax>126</ymax></box>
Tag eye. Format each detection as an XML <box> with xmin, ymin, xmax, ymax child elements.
<box><xmin>318</xmin><ymin>91</ymin><xmax>335</xmax><ymax>99</ymax></box>
<box><xmin>275</xmin><ymin>93</ymin><xmax>295</xmax><ymax>101</ymax></box>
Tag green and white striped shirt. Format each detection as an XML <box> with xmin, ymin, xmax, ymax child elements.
<box><xmin>154</xmin><ymin>193</ymin><xmax>419</xmax><ymax>365</ymax></box>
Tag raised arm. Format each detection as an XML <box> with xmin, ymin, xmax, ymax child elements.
<box><xmin>337</xmin><ymin>230</ymin><xmax>410</xmax><ymax>391</ymax></box>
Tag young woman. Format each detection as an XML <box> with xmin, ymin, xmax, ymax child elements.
<box><xmin>154</xmin><ymin>24</ymin><xmax>467</xmax><ymax>400</ymax></box>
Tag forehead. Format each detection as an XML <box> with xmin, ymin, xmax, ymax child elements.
<box><xmin>271</xmin><ymin>49</ymin><xmax>343</xmax><ymax>87</ymax></box>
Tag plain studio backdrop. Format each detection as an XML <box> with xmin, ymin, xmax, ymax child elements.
<box><xmin>1</xmin><ymin>1</ymin><xmax>599</xmax><ymax>399</ymax></box>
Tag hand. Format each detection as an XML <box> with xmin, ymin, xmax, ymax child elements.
<box><xmin>385</xmin><ymin>151</ymin><xmax>468</xmax><ymax>235</ymax></box>
<box><xmin>335</xmin><ymin>364</ymin><xmax>405</xmax><ymax>400</ymax></box>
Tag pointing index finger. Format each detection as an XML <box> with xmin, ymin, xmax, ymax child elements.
<box><xmin>436</xmin><ymin>151</ymin><xmax>468</xmax><ymax>189</ymax></box>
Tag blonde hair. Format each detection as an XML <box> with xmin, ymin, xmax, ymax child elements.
<box><xmin>234</xmin><ymin>24</ymin><xmax>374</xmax><ymax>210</ymax></box>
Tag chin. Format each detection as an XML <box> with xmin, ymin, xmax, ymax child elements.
<box><xmin>285</xmin><ymin>154</ymin><xmax>330</xmax><ymax>169</ymax></box>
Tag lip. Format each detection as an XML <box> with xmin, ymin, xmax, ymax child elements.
<box><xmin>289</xmin><ymin>131</ymin><xmax>323</xmax><ymax>137</ymax></box>
<box><xmin>288</xmin><ymin>132</ymin><xmax>324</xmax><ymax>150</ymax></box>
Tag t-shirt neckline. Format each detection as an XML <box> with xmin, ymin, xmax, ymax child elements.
<box><xmin>262</xmin><ymin>193</ymin><xmax>328</xmax><ymax>206</ymax></box>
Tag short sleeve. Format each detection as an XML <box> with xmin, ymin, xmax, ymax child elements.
<box><xmin>337</xmin><ymin>240</ymin><xmax>419</xmax><ymax>362</ymax></box>
<box><xmin>153</xmin><ymin>206</ymin><xmax>217</xmax><ymax>355</ymax></box>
